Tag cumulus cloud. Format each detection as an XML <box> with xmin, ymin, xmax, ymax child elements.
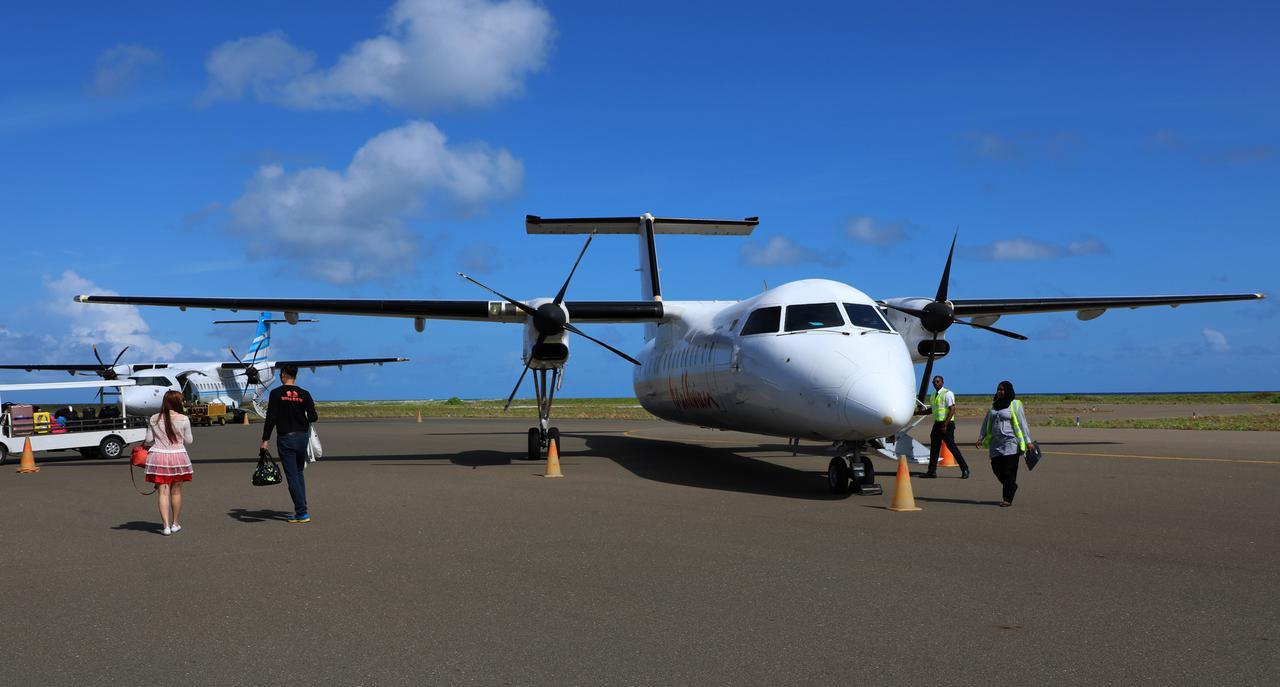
<box><xmin>967</xmin><ymin>236</ymin><xmax>1108</xmax><ymax>262</ymax></box>
<box><xmin>1202</xmin><ymin>328</ymin><xmax>1230</xmax><ymax>353</ymax></box>
<box><xmin>846</xmin><ymin>215</ymin><xmax>910</xmax><ymax>246</ymax></box>
<box><xmin>202</xmin><ymin>0</ymin><xmax>555</xmax><ymax>111</ymax></box>
<box><xmin>43</xmin><ymin>271</ymin><xmax>182</xmax><ymax>360</ymax></box>
<box><xmin>92</xmin><ymin>44</ymin><xmax>161</xmax><ymax>96</ymax></box>
<box><xmin>228</xmin><ymin>120</ymin><xmax>523</xmax><ymax>284</ymax></box>
<box><xmin>739</xmin><ymin>235</ymin><xmax>844</xmax><ymax>267</ymax></box>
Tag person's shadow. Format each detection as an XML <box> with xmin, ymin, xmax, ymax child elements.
<box><xmin>112</xmin><ymin>520</ymin><xmax>164</xmax><ymax>535</ymax></box>
<box><xmin>227</xmin><ymin>508</ymin><xmax>292</xmax><ymax>523</ymax></box>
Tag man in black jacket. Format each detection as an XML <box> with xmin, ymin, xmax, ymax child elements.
<box><xmin>259</xmin><ymin>365</ymin><xmax>318</xmax><ymax>523</ymax></box>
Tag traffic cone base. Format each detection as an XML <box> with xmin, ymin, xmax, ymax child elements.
<box><xmin>17</xmin><ymin>437</ymin><xmax>40</xmax><ymax>474</ymax></box>
<box><xmin>544</xmin><ymin>439</ymin><xmax>563</xmax><ymax>478</ymax></box>
<box><xmin>939</xmin><ymin>442</ymin><xmax>959</xmax><ymax>467</ymax></box>
<box><xmin>887</xmin><ymin>454</ymin><xmax>920</xmax><ymax>512</ymax></box>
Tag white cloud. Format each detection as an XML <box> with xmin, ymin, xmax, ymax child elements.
<box><xmin>846</xmin><ymin>215</ymin><xmax>909</xmax><ymax>246</ymax></box>
<box><xmin>202</xmin><ymin>0</ymin><xmax>555</xmax><ymax>111</ymax></box>
<box><xmin>43</xmin><ymin>271</ymin><xmax>182</xmax><ymax>361</ymax></box>
<box><xmin>739</xmin><ymin>235</ymin><xmax>843</xmax><ymax>267</ymax></box>
<box><xmin>92</xmin><ymin>44</ymin><xmax>161</xmax><ymax>96</ymax></box>
<box><xmin>228</xmin><ymin>120</ymin><xmax>523</xmax><ymax>284</ymax></box>
<box><xmin>1202</xmin><ymin>328</ymin><xmax>1230</xmax><ymax>353</ymax></box>
<box><xmin>199</xmin><ymin>32</ymin><xmax>315</xmax><ymax>105</ymax></box>
<box><xmin>969</xmin><ymin>236</ymin><xmax>1108</xmax><ymax>262</ymax></box>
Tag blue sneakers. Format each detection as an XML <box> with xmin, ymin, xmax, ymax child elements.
<box><xmin>287</xmin><ymin>514</ymin><xmax>311</xmax><ymax>524</ymax></box>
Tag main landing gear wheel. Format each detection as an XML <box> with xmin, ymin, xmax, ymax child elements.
<box><xmin>547</xmin><ymin>427</ymin><xmax>560</xmax><ymax>453</ymax></box>
<box><xmin>828</xmin><ymin>457</ymin><xmax>850</xmax><ymax>494</ymax></box>
<box><xmin>527</xmin><ymin>428</ymin><xmax>542</xmax><ymax>461</ymax></box>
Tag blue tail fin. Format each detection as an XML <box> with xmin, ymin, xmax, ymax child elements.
<box><xmin>245</xmin><ymin>313</ymin><xmax>271</xmax><ymax>364</ymax></box>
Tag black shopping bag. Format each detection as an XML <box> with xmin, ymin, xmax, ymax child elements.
<box><xmin>252</xmin><ymin>448</ymin><xmax>283</xmax><ymax>486</ymax></box>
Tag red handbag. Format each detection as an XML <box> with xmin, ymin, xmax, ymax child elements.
<box><xmin>130</xmin><ymin>445</ymin><xmax>148</xmax><ymax>467</ymax></box>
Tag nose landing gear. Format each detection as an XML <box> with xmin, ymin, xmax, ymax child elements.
<box><xmin>828</xmin><ymin>441</ymin><xmax>882</xmax><ymax>496</ymax></box>
<box><xmin>524</xmin><ymin>368</ymin><xmax>562</xmax><ymax>461</ymax></box>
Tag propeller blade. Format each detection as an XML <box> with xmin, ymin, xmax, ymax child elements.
<box><xmin>504</xmin><ymin>336</ymin><xmax>544</xmax><ymax>411</ymax></box>
<box><xmin>917</xmin><ymin>334</ymin><xmax>939</xmax><ymax>403</ymax></box>
<box><xmin>110</xmin><ymin>345</ymin><xmax>130</xmax><ymax>368</ymax></box>
<box><xmin>554</xmin><ymin>231</ymin><xmax>596</xmax><ymax>305</ymax></box>
<box><xmin>458</xmin><ymin>273</ymin><xmax>538</xmax><ymax>318</ymax></box>
<box><xmin>228</xmin><ymin>346</ymin><xmax>241</xmax><ymax>363</ymax></box>
<box><xmin>562</xmin><ymin>323</ymin><xmax>641</xmax><ymax>365</ymax></box>
<box><xmin>953</xmin><ymin>318</ymin><xmax>1028</xmax><ymax>340</ymax></box>
<box><xmin>936</xmin><ymin>230</ymin><xmax>957</xmax><ymax>303</ymax></box>
<box><xmin>92</xmin><ymin>344</ymin><xmax>106</xmax><ymax>368</ymax></box>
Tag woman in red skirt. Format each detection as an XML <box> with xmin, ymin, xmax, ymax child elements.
<box><xmin>145</xmin><ymin>390</ymin><xmax>194</xmax><ymax>535</ymax></box>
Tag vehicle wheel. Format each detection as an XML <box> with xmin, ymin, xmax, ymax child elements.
<box><xmin>860</xmin><ymin>456</ymin><xmax>877</xmax><ymax>485</ymax></box>
<box><xmin>100</xmin><ymin>436</ymin><xmax>126</xmax><ymax>459</ymax></box>
<box><xmin>827</xmin><ymin>456</ymin><xmax>850</xmax><ymax>494</ymax></box>
<box><xmin>547</xmin><ymin>427</ymin><xmax>560</xmax><ymax>453</ymax></box>
<box><xmin>527</xmin><ymin>428</ymin><xmax>542</xmax><ymax>461</ymax></box>
<box><xmin>0</xmin><ymin>443</ymin><xmax>8</xmax><ymax>465</ymax></box>
<box><xmin>79</xmin><ymin>447</ymin><xmax>101</xmax><ymax>459</ymax></box>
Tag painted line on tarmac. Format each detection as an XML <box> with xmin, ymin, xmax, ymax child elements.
<box><xmin>1046</xmin><ymin>450</ymin><xmax>1277</xmax><ymax>465</ymax></box>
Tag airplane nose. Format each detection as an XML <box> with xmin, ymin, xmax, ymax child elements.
<box><xmin>844</xmin><ymin>371</ymin><xmax>916</xmax><ymax>436</ymax></box>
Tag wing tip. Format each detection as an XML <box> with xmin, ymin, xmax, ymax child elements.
<box><xmin>74</xmin><ymin>294</ymin><xmax>89</xmax><ymax>303</ymax></box>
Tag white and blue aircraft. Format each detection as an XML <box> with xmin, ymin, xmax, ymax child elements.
<box><xmin>0</xmin><ymin>313</ymin><xmax>407</xmax><ymax>421</ymax></box>
<box><xmin>73</xmin><ymin>214</ymin><xmax>1263</xmax><ymax>493</ymax></box>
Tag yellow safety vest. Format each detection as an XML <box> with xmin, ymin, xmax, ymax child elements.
<box><xmin>981</xmin><ymin>399</ymin><xmax>1027</xmax><ymax>451</ymax></box>
<box><xmin>930</xmin><ymin>388</ymin><xmax>951</xmax><ymax>422</ymax></box>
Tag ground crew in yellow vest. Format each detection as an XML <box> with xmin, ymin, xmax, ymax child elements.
<box><xmin>924</xmin><ymin>375</ymin><xmax>969</xmax><ymax>479</ymax></box>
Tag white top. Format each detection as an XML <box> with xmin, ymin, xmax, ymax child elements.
<box><xmin>935</xmin><ymin>389</ymin><xmax>956</xmax><ymax>408</ymax></box>
<box><xmin>146</xmin><ymin>412</ymin><xmax>193</xmax><ymax>452</ymax></box>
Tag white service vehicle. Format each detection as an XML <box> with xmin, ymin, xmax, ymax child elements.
<box><xmin>0</xmin><ymin>380</ymin><xmax>147</xmax><ymax>464</ymax></box>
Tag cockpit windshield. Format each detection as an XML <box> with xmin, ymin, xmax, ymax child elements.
<box><xmin>740</xmin><ymin>306</ymin><xmax>782</xmax><ymax>335</ymax></box>
<box><xmin>784</xmin><ymin>303</ymin><xmax>845</xmax><ymax>332</ymax></box>
<box><xmin>843</xmin><ymin>303</ymin><xmax>894</xmax><ymax>332</ymax></box>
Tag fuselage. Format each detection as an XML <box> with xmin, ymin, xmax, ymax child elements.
<box><xmin>632</xmin><ymin>279</ymin><xmax>918</xmax><ymax>441</ymax></box>
<box><xmin>115</xmin><ymin>363</ymin><xmax>271</xmax><ymax>415</ymax></box>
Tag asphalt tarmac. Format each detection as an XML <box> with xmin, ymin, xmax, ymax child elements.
<box><xmin>2</xmin><ymin>417</ymin><xmax>1276</xmax><ymax>686</ymax></box>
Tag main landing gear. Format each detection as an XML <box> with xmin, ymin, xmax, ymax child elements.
<box><xmin>827</xmin><ymin>441</ymin><xmax>882</xmax><ymax>496</ymax></box>
<box><xmin>525</xmin><ymin>368</ymin><xmax>561</xmax><ymax>461</ymax></box>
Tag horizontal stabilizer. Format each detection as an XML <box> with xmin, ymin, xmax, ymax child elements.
<box><xmin>527</xmin><ymin>215</ymin><xmax>757</xmax><ymax>236</ymax></box>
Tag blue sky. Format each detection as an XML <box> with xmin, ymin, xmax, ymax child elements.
<box><xmin>1</xmin><ymin>0</ymin><xmax>1276</xmax><ymax>400</ymax></box>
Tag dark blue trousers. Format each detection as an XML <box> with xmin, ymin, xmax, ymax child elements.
<box><xmin>277</xmin><ymin>432</ymin><xmax>309</xmax><ymax>516</ymax></box>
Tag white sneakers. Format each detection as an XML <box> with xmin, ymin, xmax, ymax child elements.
<box><xmin>162</xmin><ymin>524</ymin><xmax>182</xmax><ymax>536</ymax></box>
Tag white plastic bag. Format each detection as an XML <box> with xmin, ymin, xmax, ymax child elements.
<box><xmin>306</xmin><ymin>426</ymin><xmax>322</xmax><ymax>462</ymax></box>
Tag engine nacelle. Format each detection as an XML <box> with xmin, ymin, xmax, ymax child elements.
<box><xmin>881</xmin><ymin>297</ymin><xmax>950</xmax><ymax>364</ymax></box>
<box><xmin>522</xmin><ymin>298</ymin><xmax>570</xmax><ymax>370</ymax></box>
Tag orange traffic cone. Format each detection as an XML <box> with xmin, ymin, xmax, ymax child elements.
<box><xmin>416</xmin><ymin>409</ymin><xmax>422</xmax><ymax>423</ymax></box>
<box><xmin>241</xmin><ymin>412</ymin><xmax>250</xmax><ymax>426</ymax></box>
<box><xmin>17</xmin><ymin>437</ymin><xmax>40</xmax><ymax>474</ymax></box>
<box><xmin>887</xmin><ymin>454</ymin><xmax>920</xmax><ymax>512</ymax></box>
<box><xmin>939</xmin><ymin>442</ymin><xmax>959</xmax><ymax>467</ymax></box>
<box><xmin>544</xmin><ymin>438</ymin><xmax>563</xmax><ymax>478</ymax></box>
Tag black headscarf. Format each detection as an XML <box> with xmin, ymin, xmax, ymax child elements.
<box><xmin>992</xmin><ymin>380</ymin><xmax>1016</xmax><ymax>410</ymax></box>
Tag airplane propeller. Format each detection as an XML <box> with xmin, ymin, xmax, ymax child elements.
<box><xmin>458</xmin><ymin>231</ymin><xmax>641</xmax><ymax>411</ymax></box>
<box><xmin>880</xmin><ymin>232</ymin><xmax>1028</xmax><ymax>404</ymax></box>
<box><xmin>86</xmin><ymin>344</ymin><xmax>130</xmax><ymax>402</ymax></box>
<box><xmin>229</xmin><ymin>345</ymin><xmax>271</xmax><ymax>415</ymax></box>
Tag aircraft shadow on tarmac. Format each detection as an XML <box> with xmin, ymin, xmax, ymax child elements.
<box><xmin>913</xmin><ymin>497</ymin><xmax>1005</xmax><ymax>507</ymax></box>
<box><xmin>580</xmin><ymin>433</ymin><xmax>844</xmax><ymax>501</ymax></box>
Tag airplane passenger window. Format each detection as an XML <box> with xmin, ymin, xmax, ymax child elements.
<box><xmin>843</xmin><ymin>303</ymin><xmax>894</xmax><ymax>332</ymax></box>
<box><xmin>740</xmin><ymin>306</ymin><xmax>782</xmax><ymax>335</ymax></box>
<box><xmin>784</xmin><ymin>303</ymin><xmax>845</xmax><ymax>332</ymax></box>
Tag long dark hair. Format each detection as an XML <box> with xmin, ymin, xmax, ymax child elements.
<box><xmin>992</xmin><ymin>380</ymin><xmax>1016</xmax><ymax>411</ymax></box>
<box><xmin>157</xmin><ymin>390</ymin><xmax>186</xmax><ymax>443</ymax></box>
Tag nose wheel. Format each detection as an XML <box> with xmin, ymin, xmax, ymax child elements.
<box><xmin>828</xmin><ymin>442</ymin><xmax>882</xmax><ymax>496</ymax></box>
<box><xmin>523</xmin><ymin>368</ymin><xmax>562</xmax><ymax>460</ymax></box>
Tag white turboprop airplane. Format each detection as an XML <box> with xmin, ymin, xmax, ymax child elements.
<box><xmin>73</xmin><ymin>214</ymin><xmax>1263</xmax><ymax>494</ymax></box>
<box><xmin>0</xmin><ymin>312</ymin><xmax>408</xmax><ymax>421</ymax></box>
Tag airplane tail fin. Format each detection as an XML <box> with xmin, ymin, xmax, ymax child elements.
<box><xmin>526</xmin><ymin>214</ymin><xmax>758</xmax><ymax>339</ymax></box>
<box><xmin>245</xmin><ymin>313</ymin><xmax>271</xmax><ymax>364</ymax></box>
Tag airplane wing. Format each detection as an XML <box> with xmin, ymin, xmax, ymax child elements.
<box><xmin>219</xmin><ymin>358</ymin><xmax>410</xmax><ymax>370</ymax></box>
<box><xmin>73</xmin><ymin>295</ymin><xmax>666</xmax><ymax>324</ymax></box>
<box><xmin>947</xmin><ymin>293</ymin><xmax>1264</xmax><ymax>320</ymax></box>
<box><xmin>0</xmin><ymin>364</ymin><xmax>105</xmax><ymax>373</ymax></box>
